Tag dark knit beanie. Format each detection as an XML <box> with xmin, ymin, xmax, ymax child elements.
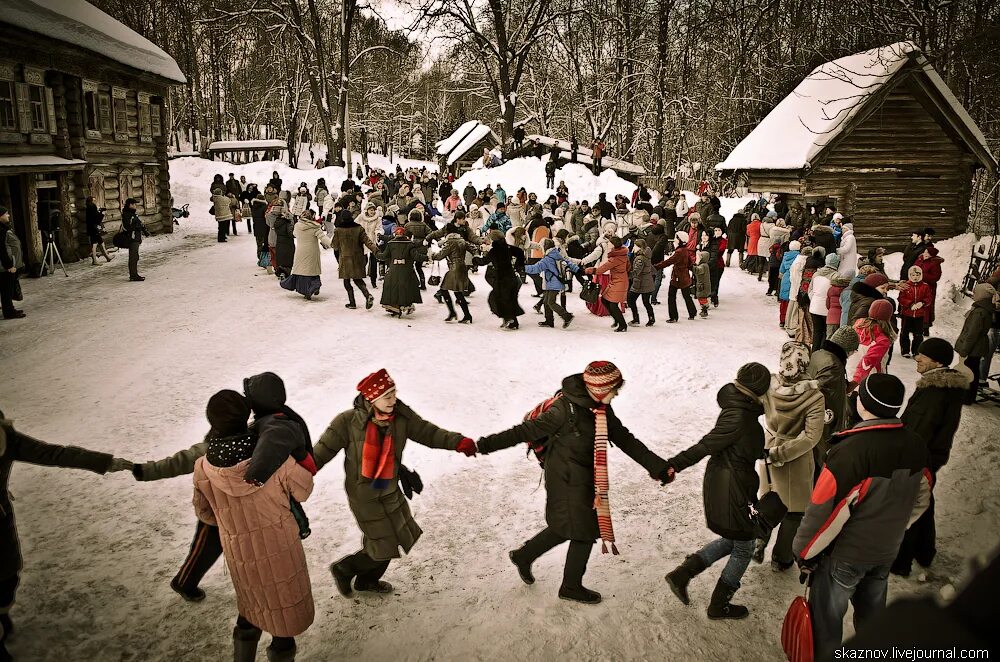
<box><xmin>863</xmin><ymin>272</ymin><xmax>889</xmax><ymax>288</ymax></box>
<box><xmin>736</xmin><ymin>362</ymin><xmax>771</xmax><ymax>396</ymax></box>
<box><xmin>859</xmin><ymin>374</ymin><xmax>905</xmax><ymax>419</ymax></box>
<box><xmin>206</xmin><ymin>390</ymin><xmax>251</xmax><ymax>436</ymax></box>
<box><xmin>917</xmin><ymin>337</ymin><xmax>954</xmax><ymax>367</ymax></box>
<box><xmin>828</xmin><ymin>326</ymin><xmax>860</xmax><ymax>354</ymax></box>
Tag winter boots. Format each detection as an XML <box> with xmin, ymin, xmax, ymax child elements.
<box><xmin>233</xmin><ymin>625</ymin><xmax>262</xmax><ymax>662</ymax></box>
<box><xmin>354</xmin><ymin>579</ymin><xmax>393</xmax><ymax>594</ymax></box>
<box><xmin>558</xmin><ymin>584</ymin><xmax>602</xmax><ymax>605</ymax></box>
<box><xmin>329</xmin><ymin>559</ymin><xmax>353</xmax><ymax>597</ymax></box>
<box><xmin>699</xmin><ymin>304</ymin><xmax>709</xmax><ymax>318</ymax></box>
<box><xmin>345</xmin><ymin>289</ymin><xmax>357</xmax><ymax>309</ymax></box>
<box><xmin>665</xmin><ymin>554</ymin><xmax>707</xmax><ymax>605</ymax></box>
<box><xmin>266</xmin><ymin>642</ymin><xmax>297</xmax><ymax>662</ymax></box>
<box><xmin>706</xmin><ymin>579</ymin><xmax>749</xmax><ymax>620</ymax></box>
<box><xmin>170</xmin><ymin>576</ymin><xmax>206</xmax><ymax>602</ymax></box>
<box><xmin>509</xmin><ymin>550</ymin><xmax>535</xmax><ymax>584</ymax></box>
<box><xmin>752</xmin><ymin>539</ymin><xmax>766</xmax><ymax>564</ymax></box>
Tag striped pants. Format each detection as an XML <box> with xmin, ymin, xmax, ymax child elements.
<box><xmin>174</xmin><ymin>520</ymin><xmax>223</xmax><ymax>591</ymax></box>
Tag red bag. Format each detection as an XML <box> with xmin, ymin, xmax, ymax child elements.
<box><xmin>781</xmin><ymin>584</ymin><xmax>814</xmax><ymax>662</ymax></box>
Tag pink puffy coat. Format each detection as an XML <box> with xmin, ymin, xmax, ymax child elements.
<box><xmin>852</xmin><ymin>320</ymin><xmax>891</xmax><ymax>385</ymax></box>
<box><xmin>193</xmin><ymin>457</ymin><xmax>315</xmax><ymax>637</ymax></box>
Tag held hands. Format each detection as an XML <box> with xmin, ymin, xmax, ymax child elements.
<box><xmin>456</xmin><ymin>437</ymin><xmax>477</xmax><ymax>457</ymax></box>
<box><xmin>108</xmin><ymin>457</ymin><xmax>135</xmax><ymax>473</ymax></box>
<box><xmin>658</xmin><ymin>466</ymin><xmax>676</xmax><ymax>485</ymax></box>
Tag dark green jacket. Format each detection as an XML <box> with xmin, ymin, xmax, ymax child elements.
<box><xmin>313</xmin><ymin>397</ymin><xmax>462</xmax><ymax>560</ymax></box>
<box><xmin>477</xmin><ymin>375</ymin><xmax>668</xmax><ymax>541</ymax></box>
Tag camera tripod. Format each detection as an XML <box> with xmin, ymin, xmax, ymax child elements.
<box><xmin>41</xmin><ymin>231</ymin><xmax>68</xmax><ymax>277</ymax></box>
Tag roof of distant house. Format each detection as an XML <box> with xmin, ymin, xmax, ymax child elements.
<box><xmin>716</xmin><ymin>41</ymin><xmax>995</xmax><ymax>173</ymax></box>
<box><xmin>1</xmin><ymin>0</ymin><xmax>186</xmax><ymax>84</ymax></box>
<box><xmin>208</xmin><ymin>140</ymin><xmax>288</xmax><ymax>151</ymax></box>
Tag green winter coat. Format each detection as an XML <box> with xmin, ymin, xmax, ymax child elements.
<box><xmin>313</xmin><ymin>397</ymin><xmax>463</xmax><ymax>560</ymax></box>
<box><xmin>477</xmin><ymin>374</ymin><xmax>669</xmax><ymax>541</ymax></box>
<box><xmin>134</xmin><ymin>441</ymin><xmax>207</xmax><ymax>481</ymax></box>
<box><xmin>431</xmin><ymin>235</ymin><xmax>472</xmax><ymax>293</ymax></box>
<box><xmin>694</xmin><ymin>263</ymin><xmax>711</xmax><ymax>299</ymax></box>
<box><xmin>806</xmin><ymin>346</ymin><xmax>849</xmax><ymax>466</ymax></box>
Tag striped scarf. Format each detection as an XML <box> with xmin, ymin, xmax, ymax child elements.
<box><xmin>361</xmin><ymin>414</ymin><xmax>395</xmax><ymax>490</ymax></box>
<box><xmin>592</xmin><ymin>405</ymin><xmax>618</xmax><ymax>555</ymax></box>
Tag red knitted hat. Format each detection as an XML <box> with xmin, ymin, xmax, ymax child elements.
<box><xmin>868</xmin><ymin>299</ymin><xmax>893</xmax><ymax>322</ymax></box>
<box><xmin>583</xmin><ymin>361</ymin><xmax>624</xmax><ymax>398</ymax></box>
<box><xmin>358</xmin><ymin>369</ymin><xmax>395</xmax><ymax>401</ymax></box>
<box><xmin>863</xmin><ymin>272</ymin><xmax>889</xmax><ymax>288</ymax></box>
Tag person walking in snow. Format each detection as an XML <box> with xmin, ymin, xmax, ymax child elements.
<box><xmin>1</xmin><ymin>409</ymin><xmax>133</xmax><ymax>660</ymax></box>
<box><xmin>192</xmin><ymin>390</ymin><xmax>314</xmax><ymax>662</ymax></box>
<box><xmin>377</xmin><ymin>227</ymin><xmax>425</xmax><ymax>318</ymax></box>
<box><xmin>752</xmin><ymin>341</ymin><xmax>826</xmax><ymax>571</ymax></box>
<box><xmin>477</xmin><ymin>361</ymin><xmax>672</xmax><ymax>605</ymax></box>
<box><xmin>653</xmin><ymin>231</ymin><xmax>697</xmax><ymax>323</ymax></box>
<box><xmin>430</xmin><ymin>232</ymin><xmax>474</xmax><ymax>323</ymax></box>
<box><xmin>585</xmin><ymin>236</ymin><xmax>630</xmax><ymax>332</ymax></box>
<box><xmin>280</xmin><ymin>209</ymin><xmax>331</xmax><ymax>300</ymax></box>
<box><xmin>319</xmin><ymin>370</ymin><xmax>476</xmax><ymax>596</ymax></box>
<box><xmin>662</xmin><ymin>363</ymin><xmax>772</xmax><ymax>620</ymax></box>
<box><xmin>793</xmin><ymin>373</ymin><xmax>931</xmax><ymax>659</ymax></box>
<box><xmin>473</xmin><ymin>229</ymin><xmax>525</xmax><ymax>329</ymax></box>
<box><xmin>627</xmin><ymin>238</ymin><xmax>655</xmax><ymax>326</ymax></box>
<box><xmin>85</xmin><ymin>197</ymin><xmax>114</xmax><ymax>265</ymax></box>
<box><xmin>693</xmin><ymin>250</ymin><xmax>712</xmax><ymax>319</ymax></box>
<box><xmin>330</xmin><ymin>207</ymin><xmax>377</xmax><ymax>310</ymax></box>
<box><xmin>527</xmin><ymin>238</ymin><xmax>580</xmax><ymax>329</ymax></box>
<box><xmin>211</xmin><ymin>187</ymin><xmax>233</xmax><ymax>243</ymax></box>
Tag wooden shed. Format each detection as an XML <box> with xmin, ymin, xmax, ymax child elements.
<box><xmin>0</xmin><ymin>0</ymin><xmax>185</xmax><ymax>271</ymax></box>
<box><xmin>435</xmin><ymin>120</ymin><xmax>501</xmax><ymax>177</ymax></box>
<box><xmin>716</xmin><ymin>42</ymin><xmax>997</xmax><ymax>250</ymax></box>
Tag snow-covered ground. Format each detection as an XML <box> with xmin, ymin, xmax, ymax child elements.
<box><xmin>1</xmin><ymin>161</ymin><xmax>998</xmax><ymax>661</ymax></box>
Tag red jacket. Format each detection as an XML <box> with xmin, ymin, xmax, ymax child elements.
<box><xmin>654</xmin><ymin>247</ymin><xmax>693</xmax><ymax>289</ymax></box>
<box><xmin>745</xmin><ymin>220</ymin><xmax>761</xmax><ymax>257</ymax></box>
<box><xmin>715</xmin><ymin>237</ymin><xmax>728</xmax><ymax>269</ymax></box>
<box><xmin>914</xmin><ymin>250</ymin><xmax>943</xmax><ymax>286</ymax></box>
<box><xmin>589</xmin><ymin>246</ymin><xmax>630</xmax><ymax>303</ymax></box>
<box><xmin>827</xmin><ymin>284</ymin><xmax>845</xmax><ymax>325</ymax></box>
<box><xmin>853</xmin><ymin>320</ymin><xmax>892</xmax><ymax>384</ymax></box>
<box><xmin>898</xmin><ymin>280</ymin><xmax>933</xmax><ymax>322</ymax></box>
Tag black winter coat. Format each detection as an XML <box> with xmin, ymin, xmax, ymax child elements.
<box><xmin>473</xmin><ymin>238</ymin><xmax>524</xmax><ymax>320</ymax></box>
<box><xmin>727</xmin><ymin>213</ymin><xmax>748</xmax><ymax>251</ymax></box>
<box><xmin>901</xmin><ymin>368</ymin><xmax>968</xmax><ymax>472</ymax></box>
<box><xmin>1</xmin><ymin>419</ymin><xmax>112</xmax><ymax>578</ymax></box>
<box><xmin>666</xmin><ymin>384</ymin><xmax>765</xmax><ymax>540</ymax></box>
<box><xmin>477</xmin><ymin>375</ymin><xmax>668</xmax><ymax>541</ymax></box>
<box><xmin>847</xmin><ymin>281</ymin><xmax>884</xmax><ymax>326</ymax></box>
<box><xmin>900</xmin><ymin>242</ymin><xmax>926</xmax><ymax>281</ymax></box>
<box><xmin>273</xmin><ymin>216</ymin><xmax>295</xmax><ymax>269</ymax></box>
<box><xmin>377</xmin><ymin>237</ymin><xmax>425</xmax><ymax>308</ymax></box>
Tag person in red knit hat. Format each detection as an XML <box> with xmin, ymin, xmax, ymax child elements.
<box><xmin>476</xmin><ymin>361</ymin><xmax>672</xmax><ymax>604</ymax></box>
<box><xmin>314</xmin><ymin>369</ymin><xmax>476</xmax><ymax>596</ymax></box>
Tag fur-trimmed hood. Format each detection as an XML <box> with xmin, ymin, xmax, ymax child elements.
<box><xmin>916</xmin><ymin>368</ymin><xmax>971</xmax><ymax>390</ymax></box>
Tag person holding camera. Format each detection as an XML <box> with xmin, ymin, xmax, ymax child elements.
<box><xmin>0</xmin><ymin>206</ymin><xmax>25</xmax><ymax>320</ymax></box>
<box><xmin>121</xmin><ymin>198</ymin><xmax>149</xmax><ymax>281</ymax></box>
<box><xmin>85</xmin><ymin>197</ymin><xmax>114</xmax><ymax>266</ymax></box>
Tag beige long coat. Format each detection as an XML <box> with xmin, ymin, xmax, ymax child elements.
<box><xmin>193</xmin><ymin>457</ymin><xmax>314</xmax><ymax>637</ymax></box>
<box><xmin>758</xmin><ymin>376</ymin><xmax>826</xmax><ymax>511</ymax></box>
<box><xmin>291</xmin><ymin>219</ymin><xmax>332</xmax><ymax>276</ymax></box>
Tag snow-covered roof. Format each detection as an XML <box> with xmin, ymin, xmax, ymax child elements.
<box><xmin>716</xmin><ymin>41</ymin><xmax>995</xmax><ymax>172</ymax></box>
<box><xmin>167</xmin><ymin>151</ymin><xmax>201</xmax><ymax>159</ymax></box>
<box><xmin>526</xmin><ymin>135</ymin><xmax>646</xmax><ymax>176</ymax></box>
<box><xmin>0</xmin><ymin>155</ymin><xmax>88</xmax><ymax>171</ymax></box>
<box><xmin>1</xmin><ymin>0</ymin><xmax>187</xmax><ymax>84</ymax></box>
<box><xmin>446</xmin><ymin>124</ymin><xmax>499</xmax><ymax>166</ymax></box>
<box><xmin>436</xmin><ymin>121</ymin><xmax>480</xmax><ymax>156</ymax></box>
<box><xmin>207</xmin><ymin>140</ymin><xmax>287</xmax><ymax>151</ymax></box>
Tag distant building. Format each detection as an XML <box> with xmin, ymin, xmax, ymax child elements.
<box><xmin>0</xmin><ymin>0</ymin><xmax>186</xmax><ymax>270</ymax></box>
<box><xmin>435</xmin><ymin>121</ymin><xmax>502</xmax><ymax>176</ymax></box>
<box><xmin>716</xmin><ymin>42</ymin><xmax>996</xmax><ymax>249</ymax></box>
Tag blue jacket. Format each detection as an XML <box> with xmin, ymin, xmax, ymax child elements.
<box><xmin>525</xmin><ymin>248</ymin><xmax>579</xmax><ymax>291</ymax></box>
<box><xmin>482</xmin><ymin>211</ymin><xmax>512</xmax><ymax>236</ymax></box>
<box><xmin>495</xmin><ymin>187</ymin><xmax>506</xmax><ymax>204</ymax></box>
<box><xmin>381</xmin><ymin>216</ymin><xmax>398</xmax><ymax>237</ymax></box>
<box><xmin>778</xmin><ymin>249</ymin><xmax>799</xmax><ymax>301</ymax></box>
<box><xmin>841</xmin><ymin>273</ymin><xmax>865</xmax><ymax>327</ymax></box>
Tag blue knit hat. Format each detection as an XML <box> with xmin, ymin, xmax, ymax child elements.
<box><xmin>825</xmin><ymin>253</ymin><xmax>841</xmax><ymax>268</ymax></box>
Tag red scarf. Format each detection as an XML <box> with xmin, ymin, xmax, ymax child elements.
<box><xmin>592</xmin><ymin>405</ymin><xmax>618</xmax><ymax>554</ymax></box>
<box><xmin>361</xmin><ymin>412</ymin><xmax>395</xmax><ymax>489</ymax></box>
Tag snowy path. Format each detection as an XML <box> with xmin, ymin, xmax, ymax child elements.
<box><xmin>1</xmin><ymin>222</ymin><xmax>998</xmax><ymax>661</ymax></box>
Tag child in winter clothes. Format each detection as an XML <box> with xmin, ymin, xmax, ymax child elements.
<box><xmin>627</xmin><ymin>239</ymin><xmax>655</xmax><ymax>326</ymax></box>
<box><xmin>850</xmin><ymin>299</ymin><xmax>896</xmax><ymax>391</ymax></box>
<box><xmin>526</xmin><ymin>238</ymin><xmax>580</xmax><ymax>328</ymax></box>
<box><xmin>694</xmin><ymin>250</ymin><xmax>712</xmax><ymax>318</ymax></box>
<box><xmin>898</xmin><ymin>265</ymin><xmax>933</xmax><ymax>357</ymax></box>
<box><xmin>778</xmin><ymin>240</ymin><xmax>801</xmax><ymax>326</ymax></box>
<box><xmin>663</xmin><ymin>362</ymin><xmax>771</xmax><ymax>619</ymax></box>
<box><xmin>290</xmin><ymin>185</ymin><xmax>311</xmax><ymax>219</ymax></box>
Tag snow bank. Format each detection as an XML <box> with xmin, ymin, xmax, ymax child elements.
<box><xmin>454</xmin><ymin>158</ymin><xmax>638</xmax><ymax>205</ymax></box>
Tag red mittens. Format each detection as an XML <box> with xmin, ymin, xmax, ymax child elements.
<box><xmin>456</xmin><ymin>437</ymin><xmax>477</xmax><ymax>457</ymax></box>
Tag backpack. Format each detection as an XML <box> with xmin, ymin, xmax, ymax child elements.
<box><xmin>522</xmin><ymin>392</ymin><xmax>576</xmax><ymax>468</ymax></box>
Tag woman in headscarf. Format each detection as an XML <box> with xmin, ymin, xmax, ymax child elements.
<box><xmin>752</xmin><ymin>341</ymin><xmax>826</xmax><ymax>571</ymax></box>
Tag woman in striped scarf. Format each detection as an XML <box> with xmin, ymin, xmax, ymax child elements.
<box><xmin>477</xmin><ymin>361</ymin><xmax>672</xmax><ymax>604</ymax></box>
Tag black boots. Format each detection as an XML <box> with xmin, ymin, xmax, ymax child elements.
<box><xmin>233</xmin><ymin>625</ymin><xmax>262</xmax><ymax>662</ymax></box>
<box><xmin>457</xmin><ymin>297</ymin><xmax>472</xmax><ymax>324</ymax></box>
<box><xmin>443</xmin><ymin>295</ymin><xmax>457</xmax><ymax>321</ymax></box>
<box><xmin>345</xmin><ymin>288</ymin><xmax>357</xmax><ymax>309</ymax></box>
<box><xmin>707</xmin><ymin>579</ymin><xmax>749</xmax><ymax>620</ymax></box>
<box><xmin>558</xmin><ymin>585</ymin><xmax>602</xmax><ymax>604</ymax></box>
<box><xmin>509</xmin><ymin>549</ymin><xmax>535</xmax><ymax>585</ymax></box>
<box><xmin>329</xmin><ymin>559</ymin><xmax>353</xmax><ymax>597</ymax></box>
<box><xmin>665</xmin><ymin>554</ymin><xmax>707</xmax><ymax>605</ymax></box>
<box><xmin>170</xmin><ymin>576</ymin><xmax>206</xmax><ymax>602</ymax></box>
<box><xmin>355</xmin><ymin>579</ymin><xmax>393</xmax><ymax>593</ymax></box>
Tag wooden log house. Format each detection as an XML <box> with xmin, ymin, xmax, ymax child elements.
<box><xmin>716</xmin><ymin>42</ymin><xmax>997</xmax><ymax>250</ymax></box>
<box><xmin>0</xmin><ymin>0</ymin><xmax>186</xmax><ymax>272</ymax></box>
<box><xmin>435</xmin><ymin>121</ymin><xmax>502</xmax><ymax>177</ymax></box>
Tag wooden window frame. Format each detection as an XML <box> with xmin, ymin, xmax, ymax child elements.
<box><xmin>150</xmin><ymin>103</ymin><xmax>162</xmax><ymax>137</ymax></box>
<box><xmin>98</xmin><ymin>92</ymin><xmax>112</xmax><ymax>134</ymax></box>
<box><xmin>0</xmin><ymin>79</ymin><xmax>15</xmax><ymax>131</ymax></box>
<box><xmin>112</xmin><ymin>87</ymin><xmax>128</xmax><ymax>142</ymax></box>
<box><xmin>27</xmin><ymin>84</ymin><xmax>46</xmax><ymax>133</ymax></box>
<box><xmin>138</xmin><ymin>91</ymin><xmax>152</xmax><ymax>143</ymax></box>
<box><xmin>82</xmin><ymin>80</ymin><xmax>101</xmax><ymax>139</ymax></box>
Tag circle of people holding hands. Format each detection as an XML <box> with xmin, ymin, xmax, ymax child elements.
<box><xmin>2</xmin><ymin>308</ymin><xmax>988</xmax><ymax>661</ymax></box>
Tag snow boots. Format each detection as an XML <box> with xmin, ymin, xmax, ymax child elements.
<box><xmin>665</xmin><ymin>554</ymin><xmax>707</xmax><ymax>605</ymax></box>
<box><xmin>700</xmin><ymin>304</ymin><xmax>709</xmax><ymax>318</ymax></box>
<box><xmin>233</xmin><ymin>624</ymin><xmax>262</xmax><ymax>662</ymax></box>
<box><xmin>508</xmin><ymin>549</ymin><xmax>535</xmax><ymax>585</ymax></box>
<box><xmin>752</xmin><ymin>539</ymin><xmax>766</xmax><ymax>564</ymax></box>
<box><xmin>266</xmin><ymin>642</ymin><xmax>297</xmax><ymax>662</ymax></box>
<box><xmin>706</xmin><ymin>579</ymin><xmax>749</xmax><ymax>620</ymax></box>
<box><xmin>558</xmin><ymin>585</ymin><xmax>602</xmax><ymax>605</ymax></box>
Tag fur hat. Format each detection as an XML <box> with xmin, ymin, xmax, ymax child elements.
<box><xmin>917</xmin><ymin>337</ymin><xmax>954</xmax><ymax>367</ymax></box>
<box><xmin>736</xmin><ymin>362</ymin><xmax>771</xmax><ymax>396</ymax></box>
<box><xmin>358</xmin><ymin>369</ymin><xmax>395</xmax><ymax>402</ymax></box>
<box><xmin>828</xmin><ymin>326</ymin><xmax>860</xmax><ymax>354</ymax></box>
<box><xmin>863</xmin><ymin>273</ymin><xmax>889</xmax><ymax>288</ymax></box>
<box><xmin>868</xmin><ymin>299</ymin><xmax>893</xmax><ymax>321</ymax></box>
<box><xmin>582</xmin><ymin>361</ymin><xmax>624</xmax><ymax>399</ymax></box>
<box><xmin>973</xmin><ymin>282</ymin><xmax>997</xmax><ymax>303</ymax></box>
<box><xmin>789</xmin><ymin>240</ymin><xmax>801</xmax><ymax>251</ymax></box>
<box><xmin>206</xmin><ymin>390</ymin><xmax>250</xmax><ymax>436</ymax></box>
<box><xmin>675</xmin><ymin>230</ymin><xmax>689</xmax><ymax>244</ymax></box>
<box><xmin>859</xmin><ymin>373</ymin><xmax>905</xmax><ymax>419</ymax></box>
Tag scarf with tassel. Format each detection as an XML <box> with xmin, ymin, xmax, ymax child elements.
<box><xmin>592</xmin><ymin>404</ymin><xmax>618</xmax><ymax>554</ymax></box>
<box><xmin>361</xmin><ymin>412</ymin><xmax>395</xmax><ymax>490</ymax></box>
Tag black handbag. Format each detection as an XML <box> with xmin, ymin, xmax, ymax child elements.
<box><xmin>752</xmin><ymin>458</ymin><xmax>788</xmax><ymax>537</ymax></box>
<box><xmin>427</xmin><ymin>260</ymin><xmax>441</xmax><ymax>287</ymax></box>
<box><xmin>579</xmin><ymin>277</ymin><xmax>600</xmax><ymax>304</ymax></box>
<box><xmin>112</xmin><ymin>220</ymin><xmax>131</xmax><ymax>249</ymax></box>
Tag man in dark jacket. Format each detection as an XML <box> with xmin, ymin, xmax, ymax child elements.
<box><xmin>462</xmin><ymin>182</ymin><xmax>477</xmax><ymax>209</ymax></box>
<box><xmin>900</xmin><ymin>229</ymin><xmax>926</xmax><ymax>281</ymax></box>
<box><xmin>595</xmin><ymin>192</ymin><xmax>615</xmax><ymax>220</ymax></box>
<box><xmin>793</xmin><ymin>373</ymin><xmax>932</xmax><ymax>659</ymax></box>
<box><xmin>122</xmin><ymin>198</ymin><xmax>149</xmax><ymax>282</ymax></box>
<box><xmin>806</xmin><ymin>326</ymin><xmax>860</xmax><ymax>472</ymax></box>
<box><xmin>477</xmin><ymin>362</ymin><xmax>670</xmax><ymax>604</ymax></box>
<box><xmin>725</xmin><ymin>212</ymin><xmax>748</xmax><ymax>267</ymax></box>
<box><xmin>662</xmin><ymin>363</ymin><xmax>770</xmax><ymax>620</ymax></box>
<box><xmin>892</xmin><ymin>339</ymin><xmax>971</xmax><ymax>577</ymax></box>
<box><xmin>225</xmin><ymin>173</ymin><xmax>242</xmax><ymax>197</ymax></box>
<box><xmin>1</xmin><ymin>409</ymin><xmax>132</xmax><ymax>657</ymax></box>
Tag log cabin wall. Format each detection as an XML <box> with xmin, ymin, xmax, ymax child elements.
<box><xmin>0</xmin><ymin>25</ymin><xmax>176</xmax><ymax>264</ymax></box>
